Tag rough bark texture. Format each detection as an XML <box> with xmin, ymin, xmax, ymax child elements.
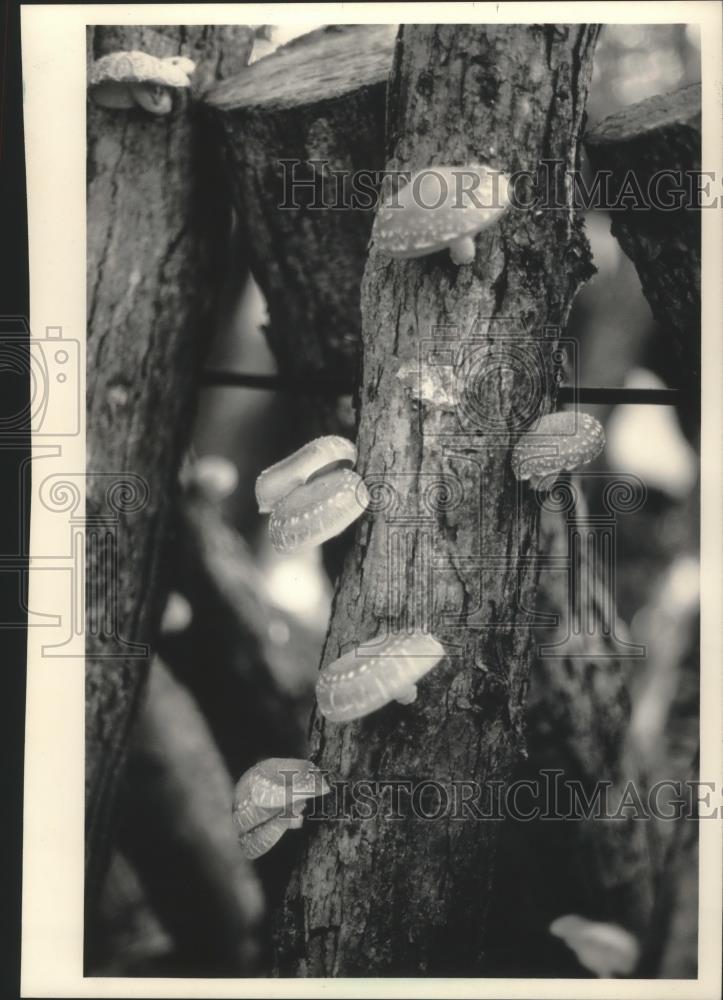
<box><xmin>85</xmin><ymin>24</ymin><xmax>253</xmax><ymax>916</ymax></box>
<box><xmin>209</xmin><ymin>24</ymin><xmax>654</xmax><ymax>972</ymax></box>
<box><xmin>584</xmin><ymin>84</ymin><xmax>701</xmax><ymax>441</ymax></box>
<box><xmin>273</xmin><ymin>24</ymin><xmax>600</xmax><ymax>976</ymax></box>
<box><xmin>206</xmin><ymin>25</ymin><xmax>398</xmax><ymax>431</ymax></box>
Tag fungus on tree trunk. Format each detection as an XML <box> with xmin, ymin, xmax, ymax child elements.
<box><xmin>272</xmin><ymin>23</ymin><xmax>601</xmax><ymax>976</ymax></box>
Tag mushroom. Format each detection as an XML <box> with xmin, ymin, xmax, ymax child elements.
<box><xmin>160</xmin><ymin>591</ymin><xmax>193</xmax><ymax>634</ymax></box>
<box><xmin>255</xmin><ymin>436</ymin><xmax>357</xmax><ymax>514</ymax></box>
<box><xmin>316</xmin><ymin>630</ymin><xmax>446</xmax><ymax>722</ymax></box>
<box><xmin>232</xmin><ymin>758</ymin><xmax>329</xmax><ymax>860</ymax></box>
<box><xmin>372</xmin><ymin>165</ymin><xmax>511</xmax><ymax>265</ymax></box>
<box><xmin>549</xmin><ymin>915</ymin><xmax>639</xmax><ymax>978</ymax></box>
<box><xmin>268</xmin><ymin>468</ymin><xmax>369</xmax><ymax>554</ymax></box>
<box><xmin>88</xmin><ymin>51</ymin><xmax>195</xmax><ymax>115</ymax></box>
<box><xmin>512</xmin><ymin>411</ymin><xmax>605</xmax><ymax>490</ymax></box>
<box><xmin>189</xmin><ymin>455</ymin><xmax>239</xmax><ymax>502</ymax></box>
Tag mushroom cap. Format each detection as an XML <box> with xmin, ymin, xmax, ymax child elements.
<box><xmin>191</xmin><ymin>454</ymin><xmax>239</xmax><ymax>501</ymax></box>
<box><xmin>88</xmin><ymin>50</ymin><xmax>194</xmax><ymax>89</ymax></box>
<box><xmin>512</xmin><ymin>411</ymin><xmax>605</xmax><ymax>485</ymax></box>
<box><xmin>162</xmin><ymin>55</ymin><xmax>197</xmax><ymax>77</ymax></box>
<box><xmin>256</xmin><ymin>436</ymin><xmax>357</xmax><ymax>514</ymax></box>
<box><xmin>268</xmin><ymin>468</ymin><xmax>369</xmax><ymax>553</ymax></box>
<box><xmin>316</xmin><ymin>631</ymin><xmax>446</xmax><ymax>722</ymax></box>
<box><xmin>233</xmin><ymin>758</ymin><xmax>329</xmax><ymax>836</ymax></box>
<box><xmin>372</xmin><ymin>165</ymin><xmax>510</xmax><ymax>260</ymax></box>
<box><xmin>160</xmin><ymin>591</ymin><xmax>193</xmax><ymax>634</ymax></box>
<box><xmin>237</xmin><ymin>813</ymin><xmax>301</xmax><ymax>861</ymax></box>
<box><xmin>549</xmin><ymin>915</ymin><xmax>639</xmax><ymax>977</ymax></box>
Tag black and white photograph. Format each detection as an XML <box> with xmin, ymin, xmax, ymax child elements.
<box><xmin>8</xmin><ymin>3</ymin><xmax>723</xmax><ymax>997</ymax></box>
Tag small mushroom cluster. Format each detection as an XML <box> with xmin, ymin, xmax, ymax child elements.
<box><xmin>233</xmin><ymin>630</ymin><xmax>446</xmax><ymax>857</ymax></box>
<box><xmin>236</xmin><ymin>437</ymin><xmax>449</xmax><ymax>857</ymax></box>
<box><xmin>239</xmin><ymin>406</ymin><xmax>605</xmax><ymax>860</ymax></box>
<box><xmin>373</xmin><ymin>164</ymin><xmax>511</xmax><ymax>265</ymax></box>
<box><xmin>88</xmin><ymin>51</ymin><xmax>196</xmax><ymax>115</ymax></box>
<box><xmin>256</xmin><ymin>436</ymin><xmax>369</xmax><ymax>553</ymax></box>
<box><xmin>233</xmin><ymin>758</ymin><xmax>329</xmax><ymax>860</ymax></box>
<box><xmin>512</xmin><ymin>410</ymin><xmax>605</xmax><ymax>490</ymax></box>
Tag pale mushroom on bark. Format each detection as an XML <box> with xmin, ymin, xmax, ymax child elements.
<box><xmin>88</xmin><ymin>51</ymin><xmax>196</xmax><ymax>115</ymax></box>
<box><xmin>268</xmin><ymin>468</ymin><xmax>369</xmax><ymax>554</ymax></box>
<box><xmin>512</xmin><ymin>411</ymin><xmax>605</xmax><ymax>490</ymax></box>
<box><xmin>256</xmin><ymin>436</ymin><xmax>368</xmax><ymax>554</ymax></box>
<box><xmin>255</xmin><ymin>435</ymin><xmax>357</xmax><ymax>514</ymax></box>
<box><xmin>549</xmin><ymin>915</ymin><xmax>640</xmax><ymax>977</ymax></box>
<box><xmin>189</xmin><ymin>454</ymin><xmax>239</xmax><ymax>502</ymax></box>
<box><xmin>316</xmin><ymin>631</ymin><xmax>446</xmax><ymax>722</ymax></box>
<box><xmin>372</xmin><ymin>165</ymin><xmax>511</xmax><ymax>265</ymax></box>
<box><xmin>233</xmin><ymin>758</ymin><xmax>330</xmax><ymax>860</ymax></box>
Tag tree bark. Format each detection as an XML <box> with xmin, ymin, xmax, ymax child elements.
<box><xmin>584</xmin><ymin>84</ymin><xmax>701</xmax><ymax>442</ymax></box>
<box><xmin>85</xmin><ymin>24</ymin><xmax>253</xmax><ymax>914</ymax></box>
<box><xmin>274</xmin><ymin>24</ymin><xmax>600</xmax><ymax>976</ymax></box>
<box><xmin>209</xmin><ymin>24</ymin><xmax>655</xmax><ymax>971</ymax></box>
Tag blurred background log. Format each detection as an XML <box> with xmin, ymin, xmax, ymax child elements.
<box><xmin>487</xmin><ymin>485</ymin><xmax>654</xmax><ymax>974</ymax></box>
<box><xmin>88</xmin><ymin>852</ymin><xmax>175</xmax><ymax>975</ymax></box>
<box><xmin>205</xmin><ymin>24</ymin><xmax>396</xmax><ymax>579</ymax></box>
<box><xmin>115</xmin><ymin>659</ymin><xmax>264</xmax><ymax>975</ymax></box>
<box><xmin>158</xmin><ymin>474</ymin><xmax>318</xmax><ymax>916</ymax></box>
<box><xmin>162</xmin><ymin>481</ymin><xmax>315</xmax><ymax>772</ymax></box>
<box><xmin>85</xmin><ymin>21</ymin><xmax>253</xmax><ymax>930</ymax></box>
<box><xmin>585</xmin><ymin>84</ymin><xmax>701</xmax><ymax>443</ymax></box>
<box><xmin>587</xmin><ymin>82</ymin><xmax>701</xmax><ymax>977</ymax></box>
<box><xmin>206</xmin><ymin>24</ymin><xmax>397</xmax><ymax>436</ymax></box>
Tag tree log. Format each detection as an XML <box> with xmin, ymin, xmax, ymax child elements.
<box><xmin>208</xmin><ymin>22</ymin><xmax>653</xmax><ymax>972</ymax></box>
<box><xmin>584</xmin><ymin>84</ymin><xmax>701</xmax><ymax>441</ymax></box>
<box><xmin>87</xmin><ymin>851</ymin><xmax>174</xmax><ymax>975</ymax></box>
<box><xmin>273</xmin><ymin>24</ymin><xmax>601</xmax><ymax>976</ymax></box>
<box><xmin>85</xmin><ymin>24</ymin><xmax>253</xmax><ymax>914</ymax></box>
<box><xmin>206</xmin><ymin>24</ymin><xmax>398</xmax><ymax>432</ymax></box>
